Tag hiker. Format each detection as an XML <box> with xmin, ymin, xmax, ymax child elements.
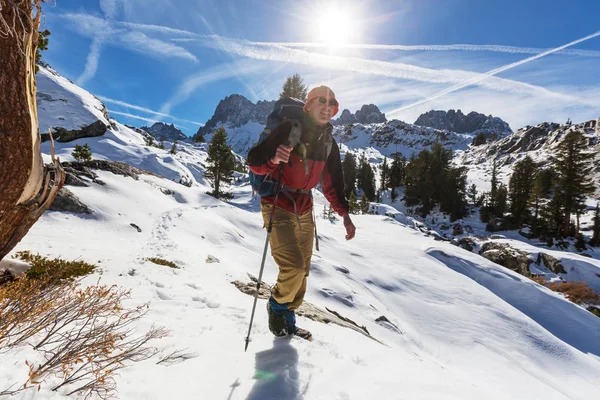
<box><xmin>247</xmin><ymin>85</ymin><xmax>356</xmax><ymax>340</ymax></box>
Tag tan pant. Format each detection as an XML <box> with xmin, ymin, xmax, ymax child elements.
<box><xmin>261</xmin><ymin>202</ymin><xmax>315</xmax><ymax>310</ymax></box>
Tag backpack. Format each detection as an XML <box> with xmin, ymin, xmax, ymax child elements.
<box><xmin>249</xmin><ymin>97</ymin><xmax>333</xmax><ymax>197</ymax></box>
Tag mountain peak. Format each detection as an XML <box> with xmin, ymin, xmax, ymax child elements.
<box><xmin>414</xmin><ymin>109</ymin><xmax>512</xmax><ymax>135</ymax></box>
<box><xmin>194</xmin><ymin>94</ymin><xmax>275</xmax><ymax>140</ymax></box>
<box><xmin>141</xmin><ymin>122</ymin><xmax>187</xmax><ymax>142</ymax></box>
<box><xmin>332</xmin><ymin>104</ymin><xmax>387</xmax><ymax>126</ymax></box>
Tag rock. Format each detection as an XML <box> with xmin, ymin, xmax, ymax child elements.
<box><xmin>130</xmin><ymin>223</ymin><xmax>142</xmax><ymax>233</ymax></box>
<box><xmin>486</xmin><ymin>218</ymin><xmax>506</xmax><ymax>232</ymax></box>
<box><xmin>41</xmin><ymin>119</ymin><xmax>108</xmax><ymax>143</ymax></box>
<box><xmin>49</xmin><ymin>188</ymin><xmax>91</xmax><ymax>214</ymax></box>
<box><xmin>537</xmin><ymin>253</ymin><xmax>567</xmax><ymax>274</ymax></box>
<box><xmin>479</xmin><ymin>242</ymin><xmax>532</xmax><ymax>276</ymax></box>
<box><xmin>414</xmin><ymin>109</ymin><xmax>512</xmax><ymax>135</ymax></box>
<box><xmin>463</xmin><ymin>225</ymin><xmax>474</xmax><ymax>233</ymax></box>
<box><xmin>452</xmin><ymin>223</ymin><xmax>464</xmax><ymax>236</ymax></box>
<box><xmin>206</xmin><ymin>254</ymin><xmax>220</xmax><ymax>263</ymax></box>
<box><xmin>334</xmin><ymin>109</ymin><xmax>358</xmax><ymax>125</ymax></box>
<box><xmin>194</xmin><ymin>94</ymin><xmax>275</xmax><ymax>140</ymax></box>
<box><xmin>62</xmin><ymin>160</ymin><xmax>155</xmax><ymax>181</ymax></box>
<box><xmin>64</xmin><ymin>170</ymin><xmax>89</xmax><ymax>187</ymax></box>
<box><xmin>332</xmin><ymin>104</ymin><xmax>387</xmax><ymax>126</ymax></box>
<box><xmin>458</xmin><ymin>237</ymin><xmax>475</xmax><ymax>252</ymax></box>
<box><xmin>141</xmin><ymin>122</ymin><xmax>187</xmax><ymax>142</ymax></box>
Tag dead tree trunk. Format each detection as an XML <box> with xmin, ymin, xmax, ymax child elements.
<box><xmin>0</xmin><ymin>0</ymin><xmax>65</xmax><ymax>261</ymax></box>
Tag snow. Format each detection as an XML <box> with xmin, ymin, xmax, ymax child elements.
<box><xmin>2</xmin><ymin>67</ymin><xmax>600</xmax><ymax>399</ymax></box>
<box><xmin>3</xmin><ymin>125</ymin><xmax>600</xmax><ymax>399</ymax></box>
<box><xmin>37</xmin><ymin>66</ymin><xmax>109</xmax><ymax>133</ymax></box>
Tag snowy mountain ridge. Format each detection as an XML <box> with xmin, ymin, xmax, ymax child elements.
<box><xmin>414</xmin><ymin>109</ymin><xmax>513</xmax><ymax>136</ymax></box>
<box><xmin>456</xmin><ymin>119</ymin><xmax>600</xmax><ymax>196</ymax></box>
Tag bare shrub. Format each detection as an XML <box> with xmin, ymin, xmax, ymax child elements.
<box><xmin>0</xmin><ymin>276</ymin><xmax>168</xmax><ymax>398</ymax></box>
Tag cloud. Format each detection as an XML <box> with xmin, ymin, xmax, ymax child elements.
<box><xmin>99</xmin><ymin>96</ymin><xmax>204</xmax><ymax>126</ymax></box>
<box><xmin>245</xmin><ymin>41</ymin><xmax>600</xmax><ymax>58</ymax></box>
<box><xmin>118</xmin><ymin>31</ymin><xmax>198</xmax><ymax>62</ymax></box>
<box><xmin>386</xmin><ymin>30</ymin><xmax>600</xmax><ymax>116</ymax></box>
<box><xmin>108</xmin><ymin>110</ymin><xmax>158</xmax><ymax>124</ymax></box>
<box><xmin>56</xmin><ymin>13</ymin><xmax>198</xmax><ymax>64</ymax></box>
<box><xmin>206</xmin><ymin>35</ymin><xmax>577</xmax><ymax>101</ymax></box>
<box><xmin>77</xmin><ymin>37</ymin><xmax>104</xmax><ymax>86</ymax></box>
<box><xmin>159</xmin><ymin>60</ymin><xmax>267</xmax><ymax>115</ymax></box>
<box><xmin>99</xmin><ymin>0</ymin><xmax>121</xmax><ymax>20</ymax></box>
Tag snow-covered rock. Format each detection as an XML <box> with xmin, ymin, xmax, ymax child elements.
<box><xmin>36</xmin><ymin>65</ymin><xmax>110</xmax><ymax>141</ymax></box>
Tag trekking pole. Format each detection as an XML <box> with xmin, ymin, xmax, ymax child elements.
<box><xmin>245</xmin><ymin>163</ymin><xmax>284</xmax><ymax>351</ymax></box>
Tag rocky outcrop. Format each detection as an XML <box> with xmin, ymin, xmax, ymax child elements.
<box><xmin>49</xmin><ymin>188</ymin><xmax>91</xmax><ymax>214</ymax></box>
<box><xmin>62</xmin><ymin>160</ymin><xmax>157</xmax><ymax>181</ymax></box>
<box><xmin>479</xmin><ymin>242</ymin><xmax>532</xmax><ymax>276</ymax></box>
<box><xmin>414</xmin><ymin>109</ymin><xmax>512</xmax><ymax>135</ymax></box>
<box><xmin>537</xmin><ymin>253</ymin><xmax>567</xmax><ymax>274</ymax></box>
<box><xmin>332</xmin><ymin>104</ymin><xmax>387</xmax><ymax>126</ymax></box>
<box><xmin>40</xmin><ymin>120</ymin><xmax>108</xmax><ymax>143</ymax></box>
<box><xmin>194</xmin><ymin>94</ymin><xmax>275</xmax><ymax>139</ymax></box>
<box><xmin>141</xmin><ymin>122</ymin><xmax>187</xmax><ymax>142</ymax></box>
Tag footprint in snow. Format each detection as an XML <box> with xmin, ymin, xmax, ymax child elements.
<box><xmin>156</xmin><ymin>290</ymin><xmax>172</xmax><ymax>301</ymax></box>
<box><xmin>334</xmin><ymin>266</ymin><xmax>349</xmax><ymax>274</ymax></box>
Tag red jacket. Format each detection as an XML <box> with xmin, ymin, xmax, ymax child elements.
<box><xmin>247</xmin><ymin>114</ymin><xmax>349</xmax><ymax>216</ymax></box>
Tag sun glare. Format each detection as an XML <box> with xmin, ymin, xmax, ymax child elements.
<box><xmin>317</xmin><ymin>7</ymin><xmax>353</xmax><ymax>47</ymax></box>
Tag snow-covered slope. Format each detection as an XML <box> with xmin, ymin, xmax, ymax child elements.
<box><xmin>2</xmin><ymin>115</ymin><xmax>600</xmax><ymax>399</ymax></box>
<box><xmin>456</xmin><ymin>119</ymin><xmax>600</xmax><ymax>195</ymax></box>
<box><xmin>37</xmin><ymin>65</ymin><xmax>110</xmax><ymax>135</ymax></box>
<box><xmin>335</xmin><ymin>119</ymin><xmax>473</xmax><ymax>159</ymax></box>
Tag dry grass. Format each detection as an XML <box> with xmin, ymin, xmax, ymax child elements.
<box><xmin>548</xmin><ymin>281</ymin><xmax>600</xmax><ymax>306</ymax></box>
<box><xmin>146</xmin><ymin>257</ymin><xmax>179</xmax><ymax>269</ymax></box>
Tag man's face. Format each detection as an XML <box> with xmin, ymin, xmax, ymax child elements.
<box><xmin>306</xmin><ymin>96</ymin><xmax>337</xmax><ymax>126</ymax></box>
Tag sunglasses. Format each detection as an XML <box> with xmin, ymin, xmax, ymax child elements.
<box><xmin>316</xmin><ymin>96</ymin><xmax>338</xmax><ymax>107</ymax></box>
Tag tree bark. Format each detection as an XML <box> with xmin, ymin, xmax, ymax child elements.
<box><xmin>0</xmin><ymin>0</ymin><xmax>65</xmax><ymax>261</ymax></box>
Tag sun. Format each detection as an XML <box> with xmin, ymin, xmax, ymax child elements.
<box><xmin>316</xmin><ymin>7</ymin><xmax>354</xmax><ymax>47</ymax></box>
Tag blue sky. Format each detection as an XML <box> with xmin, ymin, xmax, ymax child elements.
<box><xmin>41</xmin><ymin>0</ymin><xmax>600</xmax><ymax>135</ymax></box>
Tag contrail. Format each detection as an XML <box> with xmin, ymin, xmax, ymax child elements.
<box><xmin>243</xmin><ymin>41</ymin><xmax>600</xmax><ymax>58</ymax></box>
<box><xmin>387</xmin><ymin>30</ymin><xmax>600</xmax><ymax>116</ymax></box>
<box><xmin>99</xmin><ymin>96</ymin><xmax>204</xmax><ymax>126</ymax></box>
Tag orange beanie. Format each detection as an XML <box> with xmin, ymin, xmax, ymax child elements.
<box><xmin>303</xmin><ymin>85</ymin><xmax>339</xmax><ymax>117</ymax></box>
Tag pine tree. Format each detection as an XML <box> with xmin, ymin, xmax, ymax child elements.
<box><xmin>158</xmin><ymin>140</ymin><xmax>165</xmax><ymax>150</ymax></box>
<box><xmin>349</xmin><ymin>191</ymin><xmax>359</xmax><ymax>214</ymax></box>
<box><xmin>170</xmin><ymin>141</ymin><xmax>177</xmax><ymax>155</ymax></box>
<box><xmin>494</xmin><ymin>183</ymin><xmax>508</xmax><ymax>218</ymax></box>
<box><xmin>490</xmin><ymin>159</ymin><xmax>499</xmax><ymax>211</ymax></box>
<box><xmin>342</xmin><ymin>152</ymin><xmax>357</xmax><ymax>198</ymax></box>
<box><xmin>360</xmin><ymin>193</ymin><xmax>370</xmax><ymax>214</ymax></box>
<box><xmin>554</xmin><ymin>131</ymin><xmax>595</xmax><ymax>236</ymax></box>
<box><xmin>590</xmin><ymin>203</ymin><xmax>600</xmax><ymax>247</ymax></box>
<box><xmin>380</xmin><ymin>158</ymin><xmax>389</xmax><ymax>191</ymax></box>
<box><xmin>205</xmin><ymin>127</ymin><xmax>235</xmax><ymax>200</ymax></box>
<box><xmin>440</xmin><ymin>166</ymin><xmax>468</xmax><ymax>221</ymax></box>
<box><xmin>35</xmin><ymin>29</ymin><xmax>50</xmax><ymax>71</ymax></box>
<box><xmin>467</xmin><ymin>184</ymin><xmax>478</xmax><ymax>207</ymax></box>
<box><xmin>72</xmin><ymin>143</ymin><xmax>92</xmax><ymax>162</ymax></box>
<box><xmin>472</xmin><ymin>132</ymin><xmax>487</xmax><ymax>146</ymax></box>
<box><xmin>388</xmin><ymin>153</ymin><xmax>406</xmax><ymax>188</ymax></box>
<box><xmin>508</xmin><ymin>156</ymin><xmax>538</xmax><ymax>226</ymax></box>
<box><xmin>357</xmin><ymin>154</ymin><xmax>376</xmax><ymax>201</ymax></box>
<box><xmin>279</xmin><ymin>73</ymin><xmax>308</xmax><ymax>101</ymax></box>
